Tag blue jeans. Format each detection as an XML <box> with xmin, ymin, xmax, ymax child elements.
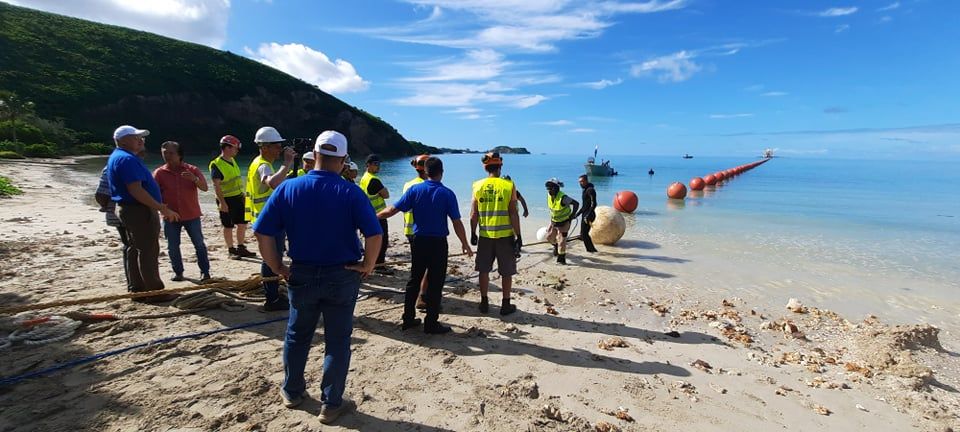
<box><xmin>282</xmin><ymin>263</ymin><xmax>360</xmax><ymax>407</ymax></box>
<box><xmin>163</xmin><ymin>218</ymin><xmax>210</xmax><ymax>276</ymax></box>
<box><xmin>261</xmin><ymin>231</ymin><xmax>286</xmax><ymax>303</ymax></box>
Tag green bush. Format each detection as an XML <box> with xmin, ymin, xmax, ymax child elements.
<box><xmin>22</xmin><ymin>143</ymin><xmax>58</xmax><ymax>158</ymax></box>
<box><xmin>0</xmin><ymin>150</ymin><xmax>25</xmax><ymax>159</ymax></box>
<box><xmin>0</xmin><ymin>176</ymin><xmax>23</xmax><ymax>197</ymax></box>
<box><xmin>0</xmin><ymin>140</ymin><xmax>23</xmax><ymax>153</ymax></box>
<box><xmin>0</xmin><ymin>121</ymin><xmax>45</xmax><ymax>145</ymax></box>
<box><xmin>71</xmin><ymin>142</ymin><xmax>113</xmax><ymax>155</ymax></box>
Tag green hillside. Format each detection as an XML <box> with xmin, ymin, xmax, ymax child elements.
<box><xmin>0</xmin><ymin>2</ymin><xmax>428</xmax><ymax>158</ymax></box>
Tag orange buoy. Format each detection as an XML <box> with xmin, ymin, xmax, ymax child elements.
<box><xmin>689</xmin><ymin>177</ymin><xmax>705</xmax><ymax>191</ymax></box>
<box><xmin>613</xmin><ymin>191</ymin><xmax>638</xmax><ymax>213</ymax></box>
<box><xmin>703</xmin><ymin>174</ymin><xmax>717</xmax><ymax>185</ymax></box>
<box><xmin>715</xmin><ymin>172</ymin><xmax>726</xmax><ymax>181</ymax></box>
<box><xmin>667</xmin><ymin>182</ymin><xmax>687</xmax><ymax>199</ymax></box>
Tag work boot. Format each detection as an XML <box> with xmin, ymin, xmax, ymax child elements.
<box><xmin>401</xmin><ymin>317</ymin><xmax>422</xmax><ymax>330</ymax></box>
<box><xmin>479</xmin><ymin>296</ymin><xmax>489</xmax><ymax>313</ymax></box>
<box><xmin>260</xmin><ymin>298</ymin><xmax>289</xmax><ymax>312</ymax></box>
<box><xmin>200</xmin><ymin>273</ymin><xmax>212</xmax><ymax>283</ymax></box>
<box><xmin>557</xmin><ymin>254</ymin><xmax>566</xmax><ymax>265</ymax></box>
<box><xmin>552</xmin><ymin>244</ymin><xmax>558</xmax><ymax>256</ymax></box>
<box><xmin>500</xmin><ymin>298</ymin><xmax>517</xmax><ymax>316</ymax></box>
<box><xmin>424</xmin><ymin>322</ymin><xmax>452</xmax><ymax>334</ymax></box>
<box><xmin>228</xmin><ymin>247</ymin><xmax>241</xmax><ymax>259</ymax></box>
<box><xmin>171</xmin><ymin>273</ymin><xmax>185</xmax><ymax>282</ymax></box>
<box><xmin>237</xmin><ymin>244</ymin><xmax>257</xmax><ymax>258</ymax></box>
<box><xmin>318</xmin><ymin>399</ymin><xmax>355</xmax><ymax>424</ymax></box>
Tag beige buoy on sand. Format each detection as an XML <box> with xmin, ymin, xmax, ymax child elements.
<box><xmin>589</xmin><ymin>206</ymin><xmax>626</xmax><ymax>245</ymax></box>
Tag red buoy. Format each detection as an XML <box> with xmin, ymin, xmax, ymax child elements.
<box><xmin>689</xmin><ymin>177</ymin><xmax>705</xmax><ymax>191</ymax></box>
<box><xmin>613</xmin><ymin>191</ymin><xmax>638</xmax><ymax>213</ymax></box>
<box><xmin>703</xmin><ymin>174</ymin><xmax>717</xmax><ymax>185</ymax></box>
<box><xmin>715</xmin><ymin>172</ymin><xmax>726</xmax><ymax>181</ymax></box>
<box><xmin>667</xmin><ymin>182</ymin><xmax>687</xmax><ymax>199</ymax></box>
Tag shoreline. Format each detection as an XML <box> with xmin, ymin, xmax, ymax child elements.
<box><xmin>0</xmin><ymin>160</ymin><xmax>958</xmax><ymax>431</ymax></box>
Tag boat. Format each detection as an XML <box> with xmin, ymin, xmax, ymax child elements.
<box><xmin>762</xmin><ymin>148</ymin><xmax>775</xmax><ymax>158</ymax></box>
<box><xmin>683</xmin><ymin>154</ymin><xmax>693</xmax><ymax>159</ymax></box>
<box><xmin>584</xmin><ymin>145</ymin><xmax>617</xmax><ymax>176</ymax></box>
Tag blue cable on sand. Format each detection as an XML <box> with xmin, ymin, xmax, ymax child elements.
<box><xmin>0</xmin><ymin>316</ymin><xmax>289</xmax><ymax>387</ymax></box>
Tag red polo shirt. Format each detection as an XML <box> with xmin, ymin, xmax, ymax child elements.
<box><xmin>153</xmin><ymin>163</ymin><xmax>203</xmax><ymax>221</ymax></box>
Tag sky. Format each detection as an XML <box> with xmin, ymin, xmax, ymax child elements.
<box><xmin>5</xmin><ymin>0</ymin><xmax>960</xmax><ymax>159</ymax></box>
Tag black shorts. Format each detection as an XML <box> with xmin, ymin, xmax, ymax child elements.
<box><xmin>218</xmin><ymin>195</ymin><xmax>246</xmax><ymax>228</ymax></box>
<box><xmin>475</xmin><ymin>236</ymin><xmax>517</xmax><ymax>276</ymax></box>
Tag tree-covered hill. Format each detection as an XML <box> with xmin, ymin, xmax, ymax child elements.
<box><xmin>0</xmin><ymin>2</ymin><xmax>427</xmax><ymax>158</ymax></box>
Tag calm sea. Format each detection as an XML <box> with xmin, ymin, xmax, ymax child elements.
<box><xmin>78</xmin><ymin>152</ymin><xmax>960</xmax><ymax>330</ymax></box>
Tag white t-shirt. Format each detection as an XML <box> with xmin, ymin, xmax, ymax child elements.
<box><xmin>256</xmin><ymin>163</ymin><xmax>274</xmax><ymax>195</ymax></box>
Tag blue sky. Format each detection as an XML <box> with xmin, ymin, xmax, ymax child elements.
<box><xmin>7</xmin><ymin>0</ymin><xmax>960</xmax><ymax>159</ymax></box>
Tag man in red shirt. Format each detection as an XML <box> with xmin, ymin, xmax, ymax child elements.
<box><xmin>154</xmin><ymin>141</ymin><xmax>211</xmax><ymax>281</ymax></box>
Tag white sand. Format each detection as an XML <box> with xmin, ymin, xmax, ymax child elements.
<box><xmin>0</xmin><ymin>158</ymin><xmax>957</xmax><ymax>432</ymax></box>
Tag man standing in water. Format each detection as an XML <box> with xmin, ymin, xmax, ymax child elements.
<box><xmin>575</xmin><ymin>174</ymin><xmax>599</xmax><ymax>253</ymax></box>
<box><xmin>470</xmin><ymin>152</ymin><xmax>521</xmax><ymax>315</ymax></box>
<box><xmin>210</xmin><ymin>135</ymin><xmax>256</xmax><ymax>260</ymax></box>
<box><xmin>248</xmin><ymin>126</ymin><xmax>296</xmax><ymax>311</ymax></box>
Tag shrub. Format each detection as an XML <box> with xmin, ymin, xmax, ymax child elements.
<box><xmin>22</xmin><ymin>142</ymin><xmax>58</xmax><ymax>158</ymax></box>
<box><xmin>0</xmin><ymin>140</ymin><xmax>22</xmax><ymax>153</ymax></box>
<box><xmin>0</xmin><ymin>121</ymin><xmax>44</xmax><ymax>145</ymax></box>
<box><xmin>71</xmin><ymin>142</ymin><xmax>113</xmax><ymax>155</ymax></box>
<box><xmin>0</xmin><ymin>176</ymin><xmax>23</xmax><ymax>197</ymax></box>
<box><xmin>0</xmin><ymin>150</ymin><xmax>25</xmax><ymax>159</ymax></box>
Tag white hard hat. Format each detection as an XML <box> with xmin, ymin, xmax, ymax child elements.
<box><xmin>254</xmin><ymin>126</ymin><xmax>284</xmax><ymax>144</ymax></box>
<box><xmin>348</xmin><ymin>161</ymin><xmax>359</xmax><ymax>171</ymax></box>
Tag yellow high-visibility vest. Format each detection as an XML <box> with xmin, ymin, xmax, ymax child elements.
<box><xmin>548</xmin><ymin>191</ymin><xmax>573</xmax><ymax>222</ymax></box>
<box><xmin>402</xmin><ymin>176</ymin><xmax>424</xmax><ymax>236</ymax></box>
<box><xmin>245</xmin><ymin>155</ymin><xmax>274</xmax><ymax>223</ymax></box>
<box><xmin>472</xmin><ymin>177</ymin><xmax>514</xmax><ymax>239</ymax></box>
<box><xmin>359</xmin><ymin>171</ymin><xmax>386</xmax><ymax>212</ymax></box>
<box><xmin>208</xmin><ymin>156</ymin><xmax>243</xmax><ymax>198</ymax></box>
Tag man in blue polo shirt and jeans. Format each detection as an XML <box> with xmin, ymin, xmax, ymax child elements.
<box><xmin>377</xmin><ymin>157</ymin><xmax>473</xmax><ymax>334</ymax></box>
<box><xmin>106</xmin><ymin>125</ymin><xmax>180</xmax><ymax>302</ymax></box>
<box><xmin>253</xmin><ymin>130</ymin><xmax>382</xmax><ymax>425</ymax></box>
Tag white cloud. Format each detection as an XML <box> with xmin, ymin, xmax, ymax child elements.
<box><xmin>744</xmin><ymin>84</ymin><xmax>765</xmax><ymax>92</ymax></box>
<box><xmin>835</xmin><ymin>24</ymin><xmax>851</xmax><ymax>33</ymax></box>
<box><xmin>391</xmin><ymin>82</ymin><xmax>547</xmax><ymax>109</ymax></box>
<box><xmin>877</xmin><ymin>2</ymin><xmax>900</xmax><ymax>12</ymax></box>
<box><xmin>818</xmin><ymin>7</ymin><xmax>858</xmax><ymax>17</ymax></box>
<box><xmin>709</xmin><ymin>113</ymin><xmax>754</xmax><ymax>119</ymax></box>
<box><xmin>570</xmin><ymin>128</ymin><xmax>595</xmax><ymax>133</ymax></box>
<box><xmin>401</xmin><ymin>49</ymin><xmax>510</xmax><ymax>82</ymax></box>
<box><xmin>879</xmin><ymin>16</ymin><xmax>892</xmax><ymax>23</ymax></box>
<box><xmin>576</xmin><ymin>78</ymin><xmax>623</xmax><ymax>89</ymax></box>
<box><xmin>246</xmin><ymin>43</ymin><xmax>370</xmax><ymax>94</ymax></box>
<box><xmin>762</xmin><ymin>91</ymin><xmax>788</xmax><ymax>97</ymax></box>
<box><xmin>537</xmin><ymin>120</ymin><xmax>573</xmax><ymax>126</ymax></box>
<box><xmin>6</xmin><ymin>0</ymin><xmax>230</xmax><ymax>47</ymax></box>
<box><xmin>359</xmin><ymin>0</ymin><xmax>687</xmax><ymax>52</ymax></box>
<box><xmin>630</xmin><ymin>51</ymin><xmax>701</xmax><ymax>83</ymax></box>
<box><xmin>513</xmin><ymin>95</ymin><xmax>547</xmax><ymax>108</ymax></box>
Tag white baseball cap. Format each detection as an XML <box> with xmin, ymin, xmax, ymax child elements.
<box><xmin>314</xmin><ymin>131</ymin><xmax>348</xmax><ymax>157</ymax></box>
<box><xmin>348</xmin><ymin>161</ymin><xmax>359</xmax><ymax>171</ymax></box>
<box><xmin>113</xmin><ymin>125</ymin><xmax>149</xmax><ymax>142</ymax></box>
<box><xmin>302</xmin><ymin>152</ymin><xmax>315</xmax><ymax>161</ymax></box>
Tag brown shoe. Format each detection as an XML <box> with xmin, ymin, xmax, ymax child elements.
<box><xmin>134</xmin><ymin>292</ymin><xmax>179</xmax><ymax>304</ymax></box>
<box><xmin>318</xmin><ymin>399</ymin><xmax>355</xmax><ymax>424</ymax></box>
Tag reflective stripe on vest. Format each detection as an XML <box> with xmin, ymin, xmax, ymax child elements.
<box><xmin>359</xmin><ymin>171</ymin><xmax>386</xmax><ymax>212</ymax></box>
<box><xmin>472</xmin><ymin>177</ymin><xmax>514</xmax><ymax>239</ymax></box>
<box><xmin>209</xmin><ymin>156</ymin><xmax>243</xmax><ymax>198</ymax></box>
<box><xmin>402</xmin><ymin>176</ymin><xmax>424</xmax><ymax>236</ymax></box>
<box><xmin>548</xmin><ymin>191</ymin><xmax>573</xmax><ymax>222</ymax></box>
<box><xmin>245</xmin><ymin>156</ymin><xmax>274</xmax><ymax>223</ymax></box>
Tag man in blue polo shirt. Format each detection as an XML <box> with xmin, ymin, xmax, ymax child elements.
<box><xmin>106</xmin><ymin>125</ymin><xmax>180</xmax><ymax>302</ymax></box>
<box><xmin>377</xmin><ymin>157</ymin><xmax>473</xmax><ymax>334</ymax></box>
<box><xmin>253</xmin><ymin>130</ymin><xmax>382</xmax><ymax>425</ymax></box>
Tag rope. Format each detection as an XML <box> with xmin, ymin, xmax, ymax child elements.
<box><xmin>0</xmin><ymin>315</ymin><xmax>83</xmax><ymax>351</ymax></box>
<box><xmin>0</xmin><ymin>316</ymin><xmax>289</xmax><ymax>387</ymax></box>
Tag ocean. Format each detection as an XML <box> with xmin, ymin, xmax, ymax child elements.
<box><xmin>78</xmin><ymin>152</ymin><xmax>960</xmax><ymax>330</ymax></box>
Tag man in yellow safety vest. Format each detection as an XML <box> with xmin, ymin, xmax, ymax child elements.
<box><xmin>359</xmin><ymin>154</ymin><xmax>391</xmax><ymax>273</ymax></box>
<box><xmin>470</xmin><ymin>152</ymin><xmax>522</xmax><ymax>315</ymax></box>
<box><xmin>403</xmin><ymin>154</ymin><xmax>430</xmax><ymax>309</ymax></box>
<box><xmin>545</xmin><ymin>177</ymin><xmax>579</xmax><ymax>265</ymax></box>
<box><xmin>210</xmin><ymin>135</ymin><xmax>256</xmax><ymax>259</ymax></box>
<box><xmin>247</xmin><ymin>126</ymin><xmax>295</xmax><ymax>311</ymax></box>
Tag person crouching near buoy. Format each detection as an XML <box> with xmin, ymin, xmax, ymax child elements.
<box><xmin>545</xmin><ymin>178</ymin><xmax>579</xmax><ymax>265</ymax></box>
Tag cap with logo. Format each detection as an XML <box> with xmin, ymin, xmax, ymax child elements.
<box><xmin>113</xmin><ymin>125</ymin><xmax>149</xmax><ymax>142</ymax></box>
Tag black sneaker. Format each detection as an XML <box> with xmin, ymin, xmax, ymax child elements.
<box><xmin>401</xmin><ymin>318</ymin><xmax>422</xmax><ymax>330</ymax></box>
<box><xmin>424</xmin><ymin>323</ymin><xmax>452</xmax><ymax>334</ymax></box>
<box><xmin>557</xmin><ymin>254</ymin><xmax>567</xmax><ymax>265</ymax></box>
<box><xmin>260</xmin><ymin>298</ymin><xmax>289</xmax><ymax>312</ymax></box>
<box><xmin>479</xmin><ymin>296</ymin><xmax>489</xmax><ymax>313</ymax></box>
<box><xmin>200</xmin><ymin>273</ymin><xmax>212</xmax><ymax>283</ymax></box>
<box><xmin>171</xmin><ymin>273</ymin><xmax>185</xmax><ymax>282</ymax></box>
<box><xmin>228</xmin><ymin>247</ymin><xmax>242</xmax><ymax>260</ymax></box>
<box><xmin>237</xmin><ymin>244</ymin><xmax>257</xmax><ymax>258</ymax></box>
<box><xmin>500</xmin><ymin>302</ymin><xmax>517</xmax><ymax>316</ymax></box>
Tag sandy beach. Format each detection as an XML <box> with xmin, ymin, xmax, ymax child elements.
<box><xmin>1</xmin><ymin>158</ymin><xmax>958</xmax><ymax>432</ymax></box>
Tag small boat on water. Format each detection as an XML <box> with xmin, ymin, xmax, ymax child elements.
<box><xmin>762</xmin><ymin>148</ymin><xmax>775</xmax><ymax>158</ymax></box>
<box><xmin>683</xmin><ymin>154</ymin><xmax>693</xmax><ymax>159</ymax></box>
<box><xmin>584</xmin><ymin>145</ymin><xmax>617</xmax><ymax>176</ymax></box>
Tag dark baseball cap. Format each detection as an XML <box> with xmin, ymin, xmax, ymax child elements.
<box><xmin>366</xmin><ymin>154</ymin><xmax>381</xmax><ymax>164</ymax></box>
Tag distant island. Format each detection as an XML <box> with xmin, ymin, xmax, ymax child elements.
<box><xmin>410</xmin><ymin>142</ymin><xmax>531</xmax><ymax>155</ymax></box>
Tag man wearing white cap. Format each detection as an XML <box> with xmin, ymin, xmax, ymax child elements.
<box><xmin>106</xmin><ymin>125</ymin><xmax>180</xmax><ymax>302</ymax></box>
<box><xmin>254</xmin><ymin>130</ymin><xmax>383</xmax><ymax>424</ymax></box>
